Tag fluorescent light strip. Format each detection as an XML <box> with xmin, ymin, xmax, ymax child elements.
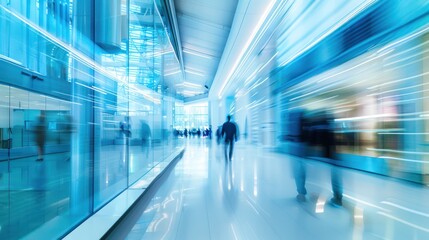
<box><xmin>182</xmin><ymin>90</ymin><xmax>204</xmax><ymax>94</ymax></box>
<box><xmin>222</xmin><ymin>1</ymin><xmax>288</xmax><ymax>99</ymax></box>
<box><xmin>183</xmin><ymin>49</ymin><xmax>213</xmax><ymax>59</ymax></box>
<box><xmin>218</xmin><ymin>0</ymin><xmax>277</xmax><ymax>99</ymax></box>
<box><xmin>183</xmin><ymin>81</ymin><xmax>202</xmax><ymax>88</ymax></box>
<box><xmin>335</xmin><ymin>114</ymin><xmax>392</xmax><ymax>122</ymax></box>
<box><xmin>164</xmin><ymin>70</ymin><xmax>181</xmax><ymax>76</ymax></box>
<box><xmin>185</xmin><ymin>69</ymin><xmax>205</xmax><ymax>77</ymax></box>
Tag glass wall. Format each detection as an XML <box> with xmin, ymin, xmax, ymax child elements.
<box><xmin>174</xmin><ymin>102</ymin><xmax>209</xmax><ymax>130</ymax></box>
<box><xmin>0</xmin><ymin>0</ymin><xmax>183</xmax><ymax>239</ymax></box>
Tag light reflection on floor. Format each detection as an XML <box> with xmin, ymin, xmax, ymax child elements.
<box><xmin>112</xmin><ymin>138</ymin><xmax>429</xmax><ymax>240</ymax></box>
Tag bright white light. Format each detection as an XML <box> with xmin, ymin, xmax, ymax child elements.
<box><xmin>334</xmin><ymin>114</ymin><xmax>392</xmax><ymax>122</ymax></box>
<box><xmin>315</xmin><ymin>197</ymin><xmax>326</xmax><ymax>213</ymax></box>
<box><xmin>176</xmin><ymin>81</ymin><xmax>202</xmax><ymax>88</ymax></box>
<box><xmin>183</xmin><ymin>48</ymin><xmax>213</xmax><ymax>59</ymax></box>
<box><xmin>185</xmin><ymin>69</ymin><xmax>205</xmax><ymax>77</ymax></box>
<box><xmin>218</xmin><ymin>0</ymin><xmax>277</xmax><ymax>99</ymax></box>
<box><xmin>164</xmin><ymin>70</ymin><xmax>181</xmax><ymax>76</ymax></box>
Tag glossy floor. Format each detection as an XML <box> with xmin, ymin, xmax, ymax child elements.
<box><xmin>109</xmin><ymin>138</ymin><xmax>429</xmax><ymax>240</ymax></box>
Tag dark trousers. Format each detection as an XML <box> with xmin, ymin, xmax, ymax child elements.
<box><xmin>331</xmin><ymin>167</ymin><xmax>343</xmax><ymax>200</ymax></box>
<box><xmin>293</xmin><ymin>158</ymin><xmax>307</xmax><ymax>195</ymax></box>
<box><xmin>224</xmin><ymin>138</ymin><xmax>234</xmax><ymax>160</ymax></box>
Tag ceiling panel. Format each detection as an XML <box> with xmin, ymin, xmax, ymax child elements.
<box><xmin>173</xmin><ymin>0</ymin><xmax>238</xmax><ymax>99</ymax></box>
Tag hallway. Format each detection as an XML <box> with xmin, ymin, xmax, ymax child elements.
<box><xmin>106</xmin><ymin>139</ymin><xmax>429</xmax><ymax>239</ymax></box>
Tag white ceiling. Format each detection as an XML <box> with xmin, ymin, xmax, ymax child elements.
<box><xmin>173</xmin><ymin>0</ymin><xmax>238</xmax><ymax>100</ymax></box>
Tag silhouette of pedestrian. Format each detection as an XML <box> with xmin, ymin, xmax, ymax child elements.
<box><xmin>35</xmin><ymin>111</ymin><xmax>47</xmax><ymax>161</ymax></box>
<box><xmin>216</xmin><ymin>126</ymin><xmax>222</xmax><ymax>145</ymax></box>
<box><xmin>120</xmin><ymin>116</ymin><xmax>132</xmax><ymax>139</ymax></box>
<box><xmin>141</xmin><ymin>120</ymin><xmax>151</xmax><ymax>158</ymax></box>
<box><xmin>221</xmin><ymin>115</ymin><xmax>238</xmax><ymax>161</ymax></box>
<box><xmin>295</xmin><ymin>110</ymin><xmax>343</xmax><ymax>206</ymax></box>
<box><xmin>330</xmin><ymin>167</ymin><xmax>343</xmax><ymax>207</ymax></box>
<box><xmin>293</xmin><ymin>158</ymin><xmax>307</xmax><ymax>202</ymax></box>
<box><xmin>63</xmin><ymin>114</ymin><xmax>75</xmax><ymax>161</ymax></box>
<box><xmin>289</xmin><ymin>110</ymin><xmax>308</xmax><ymax>201</ymax></box>
<box><xmin>320</xmin><ymin>112</ymin><xmax>343</xmax><ymax>207</ymax></box>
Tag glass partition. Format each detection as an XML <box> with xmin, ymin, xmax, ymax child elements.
<box><xmin>0</xmin><ymin>0</ymin><xmax>184</xmax><ymax>238</ymax></box>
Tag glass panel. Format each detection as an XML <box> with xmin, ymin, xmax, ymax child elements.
<box><xmin>0</xmin><ymin>85</ymin><xmax>10</xmax><ymax>238</ymax></box>
<box><xmin>0</xmin><ymin>0</ymin><xmax>185</xmax><ymax>238</ymax></box>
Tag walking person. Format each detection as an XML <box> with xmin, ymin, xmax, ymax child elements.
<box><xmin>221</xmin><ymin>115</ymin><xmax>238</xmax><ymax>161</ymax></box>
<box><xmin>216</xmin><ymin>126</ymin><xmax>222</xmax><ymax>145</ymax></box>
<box><xmin>141</xmin><ymin>120</ymin><xmax>151</xmax><ymax>159</ymax></box>
<box><xmin>35</xmin><ymin>111</ymin><xmax>47</xmax><ymax>162</ymax></box>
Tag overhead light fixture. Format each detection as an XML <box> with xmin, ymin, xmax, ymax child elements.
<box><xmin>164</xmin><ymin>70</ymin><xmax>181</xmax><ymax>76</ymax></box>
<box><xmin>175</xmin><ymin>81</ymin><xmax>203</xmax><ymax>88</ymax></box>
<box><xmin>183</xmin><ymin>81</ymin><xmax>202</xmax><ymax>87</ymax></box>
<box><xmin>185</xmin><ymin>69</ymin><xmax>205</xmax><ymax>77</ymax></box>
<box><xmin>183</xmin><ymin>48</ymin><xmax>214</xmax><ymax>59</ymax></box>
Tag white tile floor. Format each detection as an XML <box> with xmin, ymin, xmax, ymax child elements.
<box><xmin>109</xmin><ymin>139</ymin><xmax>429</xmax><ymax>240</ymax></box>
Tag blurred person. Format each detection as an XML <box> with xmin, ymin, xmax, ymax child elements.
<box><xmin>293</xmin><ymin>158</ymin><xmax>307</xmax><ymax>202</ymax></box>
<box><xmin>289</xmin><ymin>110</ymin><xmax>309</xmax><ymax>202</ymax></box>
<box><xmin>323</xmin><ymin>112</ymin><xmax>343</xmax><ymax>207</ymax></box>
<box><xmin>216</xmin><ymin>126</ymin><xmax>222</xmax><ymax>145</ymax></box>
<box><xmin>184</xmin><ymin>128</ymin><xmax>188</xmax><ymax>138</ymax></box>
<box><xmin>317</xmin><ymin>111</ymin><xmax>343</xmax><ymax>206</ymax></box>
<box><xmin>330</xmin><ymin>167</ymin><xmax>343</xmax><ymax>207</ymax></box>
<box><xmin>221</xmin><ymin>115</ymin><xmax>238</xmax><ymax>161</ymax></box>
<box><xmin>173</xmin><ymin>128</ymin><xmax>179</xmax><ymax>138</ymax></box>
<box><xmin>119</xmin><ymin>116</ymin><xmax>131</xmax><ymax>170</ymax></box>
<box><xmin>35</xmin><ymin>111</ymin><xmax>47</xmax><ymax>162</ymax></box>
<box><xmin>63</xmin><ymin>114</ymin><xmax>75</xmax><ymax>161</ymax></box>
<box><xmin>120</xmin><ymin>116</ymin><xmax>132</xmax><ymax>139</ymax></box>
<box><xmin>141</xmin><ymin>120</ymin><xmax>151</xmax><ymax>159</ymax></box>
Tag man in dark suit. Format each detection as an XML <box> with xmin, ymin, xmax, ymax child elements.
<box><xmin>221</xmin><ymin>115</ymin><xmax>238</xmax><ymax>161</ymax></box>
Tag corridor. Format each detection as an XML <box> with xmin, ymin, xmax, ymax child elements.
<box><xmin>106</xmin><ymin>138</ymin><xmax>429</xmax><ymax>240</ymax></box>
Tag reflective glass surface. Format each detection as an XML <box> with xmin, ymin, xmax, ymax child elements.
<box><xmin>0</xmin><ymin>1</ymin><xmax>184</xmax><ymax>238</ymax></box>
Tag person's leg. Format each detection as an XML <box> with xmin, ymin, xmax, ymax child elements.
<box><xmin>330</xmin><ymin>167</ymin><xmax>343</xmax><ymax>206</ymax></box>
<box><xmin>293</xmin><ymin>159</ymin><xmax>307</xmax><ymax>201</ymax></box>
<box><xmin>36</xmin><ymin>142</ymin><xmax>44</xmax><ymax>161</ymax></box>
<box><xmin>229</xmin><ymin>140</ymin><xmax>234</xmax><ymax>160</ymax></box>
<box><xmin>224</xmin><ymin>139</ymin><xmax>229</xmax><ymax>161</ymax></box>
